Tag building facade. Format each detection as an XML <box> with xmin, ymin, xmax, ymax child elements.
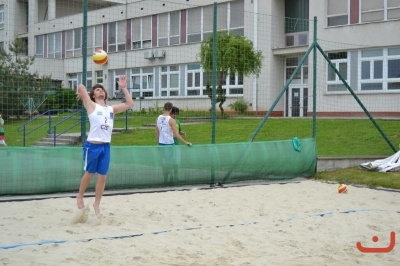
<box><xmin>0</xmin><ymin>0</ymin><xmax>399</xmax><ymax>117</ymax></box>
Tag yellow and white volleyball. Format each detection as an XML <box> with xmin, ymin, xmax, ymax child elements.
<box><xmin>92</xmin><ymin>49</ymin><xmax>108</xmax><ymax>65</ymax></box>
<box><xmin>338</xmin><ymin>184</ymin><xmax>348</xmax><ymax>194</ymax></box>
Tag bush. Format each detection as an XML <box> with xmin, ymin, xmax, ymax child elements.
<box><xmin>228</xmin><ymin>98</ymin><xmax>248</xmax><ymax>113</ymax></box>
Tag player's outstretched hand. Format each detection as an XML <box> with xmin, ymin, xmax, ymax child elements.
<box><xmin>186</xmin><ymin>142</ymin><xmax>192</xmax><ymax>147</ymax></box>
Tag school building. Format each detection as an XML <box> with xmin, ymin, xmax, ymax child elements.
<box><xmin>1</xmin><ymin>0</ymin><xmax>399</xmax><ymax>117</ymax></box>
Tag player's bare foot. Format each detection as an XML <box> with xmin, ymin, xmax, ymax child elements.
<box><xmin>93</xmin><ymin>203</ymin><xmax>101</xmax><ymax>217</ymax></box>
<box><xmin>71</xmin><ymin>205</ymin><xmax>90</xmax><ymax>224</ymax></box>
<box><xmin>77</xmin><ymin>195</ymin><xmax>85</xmax><ymax>209</ymax></box>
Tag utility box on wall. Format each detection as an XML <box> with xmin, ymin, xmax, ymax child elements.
<box><xmin>144</xmin><ymin>50</ymin><xmax>154</xmax><ymax>59</ymax></box>
<box><xmin>153</xmin><ymin>49</ymin><xmax>165</xmax><ymax>58</ymax></box>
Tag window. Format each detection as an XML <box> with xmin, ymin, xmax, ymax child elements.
<box><xmin>285</xmin><ymin>56</ymin><xmax>309</xmax><ymax>84</ymax></box>
<box><xmin>96</xmin><ymin>70</ymin><xmax>103</xmax><ymax>84</ymax></box>
<box><xmin>67</xmin><ymin>73</ymin><xmax>79</xmax><ymax>90</ymax></box>
<box><xmin>360</xmin><ymin>49</ymin><xmax>383</xmax><ymax>90</ymax></box>
<box><xmin>203</xmin><ymin>5</ymin><xmax>213</xmax><ymax>40</ymax></box>
<box><xmin>108</xmin><ymin>21</ymin><xmax>126</xmax><ymax>52</ymax></box>
<box><xmin>229</xmin><ymin>0</ymin><xmax>244</xmax><ymax>36</ymax></box>
<box><xmin>387</xmin><ymin>47</ymin><xmax>400</xmax><ymax>90</ymax></box>
<box><xmin>87</xmin><ymin>25</ymin><xmax>103</xmax><ymax>55</ymax></box>
<box><xmin>358</xmin><ymin>47</ymin><xmax>400</xmax><ymax>91</ymax></box>
<box><xmin>213</xmin><ymin>71</ymin><xmax>244</xmax><ymax>95</ymax></box>
<box><xmin>187</xmin><ymin>8</ymin><xmax>201</xmax><ymax>43</ymax></box>
<box><xmin>65</xmin><ymin>28</ymin><xmax>82</xmax><ymax>58</ymax></box>
<box><xmin>187</xmin><ymin>64</ymin><xmax>203</xmax><ymax>96</ymax></box>
<box><xmin>113</xmin><ymin>69</ymin><xmax>126</xmax><ymax>98</ymax></box>
<box><xmin>388</xmin><ymin>0</ymin><xmax>400</xmax><ymax>20</ymax></box>
<box><xmin>158</xmin><ymin>11</ymin><xmax>180</xmax><ymax>47</ymax></box>
<box><xmin>359</xmin><ymin>0</ymin><xmax>400</xmax><ymax>23</ymax></box>
<box><xmin>36</xmin><ymin>35</ymin><xmax>45</xmax><ymax>58</ymax></box>
<box><xmin>131</xmin><ymin>67</ymin><xmax>154</xmax><ymax>98</ymax></box>
<box><xmin>217</xmin><ymin>2</ymin><xmax>228</xmax><ymax>32</ymax></box>
<box><xmin>0</xmin><ymin>42</ymin><xmax>4</xmax><ymax>52</ymax></box>
<box><xmin>227</xmin><ymin>72</ymin><xmax>244</xmax><ymax>95</ymax></box>
<box><xmin>188</xmin><ymin>1</ymin><xmax>244</xmax><ymax>44</ymax></box>
<box><xmin>0</xmin><ymin>5</ymin><xmax>4</xmax><ymax>29</ymax></box>
<box><xmin>131</xmin><ymin>16</ymin><xmax>152</xmax><ymax>49</ymax></box>
<box><xmin>86</xmin><ymin>71</ymin><xmax>93</xmax><ymax>89</ymax></box>
<box><xmin>327</xmin><ymin>52</ymin><xmax>349</xmax><ymax>92</ymax></box>
<box><xmin>161</xmin><ymin>65</ymin><xmax>180</xmax><ymax>97</ymax></box>
<box><xmin>327</xmin><ymin>0</ymin><xmax>348</xmax><ymax>26</ymax></box>
<box><xmin>361</xmin><ymin>0</ymin><xmax>384</xmax><ymax>22</ymax></box>
<box><xmin>47</xmin><ymin>32</ymin><xmax>62</xmax><ymax>59</ymax></box>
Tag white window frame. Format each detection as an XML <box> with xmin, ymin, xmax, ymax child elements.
<box><xmin>387</xmin><ymin>0</ymin><xmax>400</xmax><ymax>20</ymax></box>
<box><xmin>361</xmin><ymin>0</ymin><xmax>385</xmax><ymax>22</ymax></box>
<box><xmin>96</xmin><ymin>70</ymin><xmax>104</xmax><ymax>84</ymax></box>
<box><xmin>285</xmin><ymin>56</ymin><xmax>309</xmax><ymax>85</ymax></box>
<box><xmin>226</xmin><ymin>72</ymin><xmax>244</xmax><ymax>95</ymax></box>
<box><xmin>326</xmin><ymin>52</ymin><xmax>350</xmax><ymax>92</ymax></box>
<box><xmin>229</xmin><ymin>0</ymin><xmax>244</xmax><ymax>36</ymax></box>
<box><xmin>67</xmin><ymin>73</ymin><xmax>79</xmax><ymax>90</ymax></box>
<box><xmin>36</xmin><ymin>35</ymin><xmax>45</xmax><ymax>58</ymax></box>
<box><xmin>131</xmin><ymin>67</ymin><xmax>154</xmax><ymax>98</ymax></box>
<box><xmin>0</xmin><ymin>5</ymin><xmax>4</xmax><ymax>29</ymax></box>
<box><xmin>387</xmin><ymin>47</ymin><xmax>400</xmax><ymax>90</ymax></box>
<box><xmin>160</xmin><ymin>65</ymin><xmax>180</xmax><ymax>97</ymax></box>
<box><xmin>47</xmin><ymin>32</ymin><xmax>62</xmax><ymax>59</ymax></box>
<box><xmin>186</xmin><ymin>64</ymin><xmax>204</xmax><ymax>96</ymax></box>
<box><xmin>359</xmin><ymin>49</ymin><xmax>384</xmax><ymax>91</ymax></box>
<box><xmin>357</xmin><ymin>47</ymin><xmax>400</xmax><ymax>92</ymax></box>
<box><xmin>108</xmin><ymin>21</ymin><xmax>126</xmax><ymax>53</ymax></box>
<box><xmin>361</xmin><ymin>0</ymin><xmax>400</xmax><ymax>23</ymax></box>
<box><xmin>65</xmin><ymin>28</ymin><xmax>82</xmax><ymax>58</ymax></box>
<box><xmin>113</xmin><ymin>69</ymin><xmax>126</xmax><ymax>98</ymax></box>
<box><xmin>158</xmin><ymin>11</ymin><xmax>180</xmax><ymax>47</ymax></box>
<box><xmin>327</xmin><ymin>0</ymin><xmax>349</xmax><ymax>26</ymax></box>
<box><xmin>86</xmin><ymin>71</ymin><xmax>93</xmax><ymax>89</ymax></box>
<box><xmin>131</xmin><ymin>16</ymin><xmax>152</xmax><ymax>49</ymax></box>
<box><xmin>187</xmin><ymin>7</ymin><xmax>202</xmax><ymax>43</ymax></box>
<box><xmin>188</xmin><ymin>1</ymin><xmax>244</xmax><ymax>44</ymax></box>
<box><xmin>87</xmin><ymin>25</ymin><xmax>103</xmax><ymax>55</ymax></box>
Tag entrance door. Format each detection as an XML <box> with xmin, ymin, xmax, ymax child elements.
<box><xmin>287</xmin><ymin>86</ymin><xmax>308</xmax><ymax>117</ymax></box>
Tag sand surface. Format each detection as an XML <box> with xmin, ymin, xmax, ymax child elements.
<box><xmin>0</xmin><ymin>180</ymin><xmax>399</xmax><ymax>265</ymax></box>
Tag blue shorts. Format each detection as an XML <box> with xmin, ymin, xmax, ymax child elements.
<box><xmin>83</xmin><ymin>141</ymin><xmax>111</xmax><ymax>175</ymax></box>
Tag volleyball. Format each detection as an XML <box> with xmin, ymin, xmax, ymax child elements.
<box><xmin>338</xmin><ymin>184</ymin><xmax>348</xmax><ymax>194</ymax></box>
<box><xmin>92</xmin><ymin>49</ymin><xmax>108</xmax><ymax>65</ymax></box>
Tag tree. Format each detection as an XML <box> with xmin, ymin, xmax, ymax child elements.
<box><xmin>0</xmin><ymin>38</ymin><xmax>53</xmax><ymax>119</ymax></box>
<box><xmin>200</xmin><ymin>32</ymin><xmax>263</xmax><ymax>114</ymax></box>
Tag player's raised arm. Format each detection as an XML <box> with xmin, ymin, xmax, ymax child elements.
<box><xmin>113</xmin><ymin>75</ymin><xmax>134</xmax><ymax>114</ymax></box>
<box><xmin>76</xmin><ymin>84</ymin><xmax>96</xmax><ymax>114</ymax></box>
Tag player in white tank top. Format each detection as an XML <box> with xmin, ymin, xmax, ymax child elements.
<box><xmin>87</xmin><ymin>104</ymin><xmax>114</xmax><ymax>143</ymax></box>
<box><xmin>156</xmin><ymin>102</ymin><xmax>193</xmax><ymax>182</ymax></box>
<box><xmin>156</xmin><ymin>115</ymin><xmax>174</xmax><ymax>145</ymax></box>
<box><xmin>75</xmin><ymin>75</ymin><xmax>134</xmax><ymax>219</ymax></box>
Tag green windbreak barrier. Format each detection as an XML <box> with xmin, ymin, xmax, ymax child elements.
<box><xmin>0</xmin><ymin>138</ymin><xmax>316</xmax><ymax>196</ymax></box>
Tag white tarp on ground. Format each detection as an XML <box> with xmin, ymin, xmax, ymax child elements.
<box><xmin>360</xmin><ymin>151</ymin><xmax>400</xmax><ymax>172</ymax></box>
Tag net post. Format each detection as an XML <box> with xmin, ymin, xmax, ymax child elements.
<box><xmin>80</xmin><ymin>0</ymin><xmax>88</xmax><ymax>143</ymax></box>
<box><xmin>312</xmin><ymin>16</ymin><xmax>317</xmax><ymax>139</ymax></box>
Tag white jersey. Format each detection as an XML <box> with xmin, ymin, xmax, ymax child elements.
<box><xmin>87</xmin><ymin>104</ymin><xmax>114</xmax><ymax>143</ymax></box>
<box><xmin>157</xmin><ymin>115</ymin><xmax>174</xmax><ymax>144</ymax></box>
